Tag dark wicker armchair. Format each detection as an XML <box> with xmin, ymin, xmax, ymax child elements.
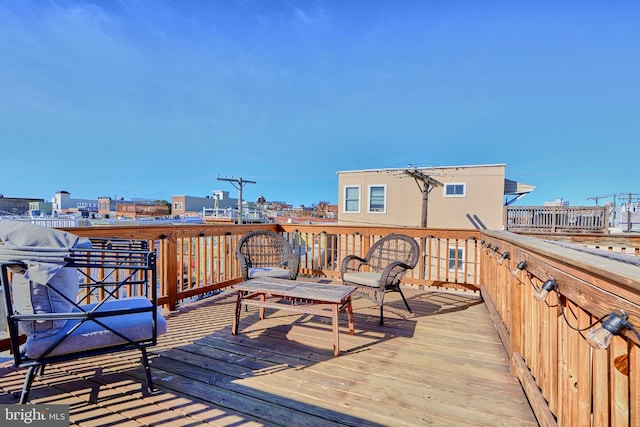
<box><xmin>236</xmin><ymin>230</ymin><xmax>300</xmax><ymax>281</ymax></box>
<box><xmin>341</xmin><ymin>233</ymin><xmax>420</xmax><ymax>325</ymax></box>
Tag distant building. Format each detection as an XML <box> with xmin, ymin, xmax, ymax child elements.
<box><xmin>610</xmin><ymin>201</ymin><xmax>640</xmax><ymax>232</ymax></box>
<box><xmin>28</xmin><ymin>201</ymin><xmax>53</xmax><ymax>216</ymax></box>
<box><xmin>116</xmin><ymin>201</ymin><xmax>170</xmax><ymax>219</ymax></box>
<box><xmin>544</xmin><ymin>198</ymin><xmax>570</xmax><ymax>207</ymax></box>
<box><xmin>337</xmin><ymin>164</ymin><xmax>534</xmax><ymax>230</ymax></box>
<box><xmin>171</xmin><ymin>190</ymin><xmax>238</xmax><ymax>216</ymax></box>
<box><xmin>51</xmin><ymin>191</ymin><xmax>98</xmax><ymax>216</ymax></box>
<box><xmin>98</xmin><ymin>197</ymin><xmax>119</xmax><ymax>217</ymax></box>
<box><xmin>0</xmin><ymin>195</ymin><xmax>45</xmax><ymax>216</ymax></box>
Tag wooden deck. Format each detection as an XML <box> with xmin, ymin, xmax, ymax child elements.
<box><xmin>0</xmin><ymin>286</ymin><xmax>538</xmax><ymax>426</ymax></box>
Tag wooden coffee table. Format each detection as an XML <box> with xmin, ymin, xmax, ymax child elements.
<box><xmin>231</xmin><ymin>277</ymin><xmax>356</xmax><ymax>356</ymax></box>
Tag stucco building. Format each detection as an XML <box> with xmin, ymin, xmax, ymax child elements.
<box><xmin>337</xmin><ymin>164</ymin><xmax>534</xmax><ymax>230</ymax></box>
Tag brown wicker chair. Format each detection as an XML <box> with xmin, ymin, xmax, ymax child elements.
<box><xmin>236</xmin><ymin>230</ymin><xmax>299</xmax><ymax>281</ymax></box>
<box><xmin>341</xmin><ymin>233</ymin><xmax>420</xmax><ymax>325</ymax></box>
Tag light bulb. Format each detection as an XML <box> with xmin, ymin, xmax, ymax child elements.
<box><xmin>511</xmin><ymin>261</ymin><xmax>526</xmax><ymax>277</ymax></box>
<box><xmin>585</xmin><ymin>311</ymin><xmax>628</xmax><ymax>350</ymax></box>
<box><xmin>585</xmin><ymin>327</ymin><xmax>614</xmax><ymax>350</ymax></box>
<box><xmin>497</xmin><ymin>251</ymin><xmax>509</xmax><ymax>265</ymax></box>
<box><xmin>534</xmin><ymin>279</ymin><xmax>557</xmax><ymax>301</ymax></box>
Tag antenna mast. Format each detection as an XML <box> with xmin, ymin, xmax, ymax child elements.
<box><xmin>217</xmin><ymin>176</ymin><xmax>257</xmax><ymax>224</ymax></box>
<box><xmin>403</xmin><ymin>168</ymin><xmax>443</xmax><ymax>227</ymax></box>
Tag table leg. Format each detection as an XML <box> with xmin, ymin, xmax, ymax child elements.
<box><xmin>232</xmin><ymin>291</ymin><xmax>242</xmax><ymax>335</ymax></box>
<box><xmin>332</xmin><ymin>303</ymin><xmax>340</xmax><ymax>356</ymax></box>
<box><xmin>347</xmin><ymin>296</ymin><xmax>355</xmax><ymax>335</ymax></box>
<box><xmin>259</xmin><ymin>294</ymin><xmax>266</xmax><ymax>319</ymax></box>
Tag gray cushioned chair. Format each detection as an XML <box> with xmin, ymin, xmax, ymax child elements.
<box><xmin>0</xmin><ymin>220</ymin><xmax>166</xmax><ymax>403</ymax></box>
<box><xmin>341</xmin><ymin>233</ymin><xmax>420</xmax><ymax>325</ymax></box>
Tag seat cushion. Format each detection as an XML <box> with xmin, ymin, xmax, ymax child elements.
<box><xmin>249</xmin><ymin>267</ymin><xmax>290</xmax><ymax>279</ymax></box>
<box><xmin>12</xmin><ymin>267</ymin><xmax>79</xmax><ymax>339</ymax></box>
<box><xmin>343</xmin><ymin>272</ymin><xmax>382</xmax><ymax>288</ymax></box>
<box><xmin>24</xmin><ymin>297</ymin><xmax>167</xmax><ymax>359</ymax></box>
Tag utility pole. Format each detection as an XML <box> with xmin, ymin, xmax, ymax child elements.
<box><xmin>586</xmin><ymin>194</ymin><xmax>611</xmax><ymax>206</ymax></box>
<box><xmin>618</xmin><ymin>192</ymin><xmax>640</xmax><ymax>232</ymax></box>
<box><xmin>403</xmin><ymin>168</ymin><xmax>443</xmax><ymax>228</ymax></box>
<box><xmin>217</xmin><ymin>176</ymin><xmax>257</xmax><ymax>224</ymax></box>
<box><xmin>402</xmin><ymin>168</ymin><xmax>443</xmax><ymax>283</ymax></box>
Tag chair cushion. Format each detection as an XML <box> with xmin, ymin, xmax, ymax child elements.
<box><xmin>343</xmin><ymin>272</ymin><xmax>382</xmax><ymax>288</ymax></box>
<box><xmin>24</xmin><ymin>297</ymin><xmax>167</xmax><ymax>359</ymax></box>
<box><xmin>12</xmin><ymin>267</ymin><xmax>79</xmax><ymax>339</ymax></box>
<box><xmin>249</xmin><ymin>267</ymin><xmax>290</xmax><ymax>279</ymax></box>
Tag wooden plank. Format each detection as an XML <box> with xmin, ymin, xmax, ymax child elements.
<box><xmin>611</xmin><ymin>334</ymin><xmax>630</xmax><ymax>426</ymax></box>
<box><xmin>631</xmin><ymin>343</ymin><xmax>640</xmax><ymax>427</ymax></box>
<box><xmin>592</xmin><ymin>336</ymin><xmax>610</xmax><ymax>426</ymax></box>
<box><xmin>577</xmin><ymin>308</ymin><xmax>592</xmax><ymax>427</ymax></box>
<box><xmin>548</xmin><ymin>295</ymin><xmax>559</xmax><ymax>415</ymax></box>
<box><xmin>512</xmin><ymin>352</ymin><xmax>557</xmax><ymax>427</ymax></box>
<box><xmin>557</xmin><ymin>298</ymin><xmax>568</xmax><ymax>425</ymax></box>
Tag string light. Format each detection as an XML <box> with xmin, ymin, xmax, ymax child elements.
<box><xmin>585</xmin><ymin>311</ymin><xmax>640</xmax><ymax>350</ymax></box>
<box><xmin>497</xmin><ymin>251</ymin><xmax>509</xmax><ymax>265</ymax></box>
<box><xmin>488</xmin><ymin>242</ymin><xmax>640</xmax><ymax>351</ymax></box>
<box><xmin>534</xmin><ymin>279</ymin><xmax>557</xmax><ymax>301</ymax></box>
<box><xmin>511</xmin><ymin>260</ymin><xmax>526</xmax><ymax>277</ymax></box>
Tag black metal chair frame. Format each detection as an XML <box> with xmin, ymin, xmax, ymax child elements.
<box><xmin>0</xmin><ymin>238</ymin><xmax>162</xmax><ymax>404</ymax></box>
<box><xmin>341</xmin><ymin>233</ymin><xmax>420</xmax><ymax>325</ymax></box>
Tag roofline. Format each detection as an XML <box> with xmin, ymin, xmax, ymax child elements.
<box><xmin>336</xmin><ymin>163</ymin><xmax>506</xmax><ymax>174</ymax></box>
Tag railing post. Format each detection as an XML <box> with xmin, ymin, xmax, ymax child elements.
<box><xmin>162</xmin><ymin>235</ymin><xmax>178</xmax><ymax>311</ymax></box>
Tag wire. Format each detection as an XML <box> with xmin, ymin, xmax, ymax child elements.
<box><xmin>623</xmin><ymin>320</ymin><xmax>640</xmax><ymax>343</ymax></box>
<box><xmin>492</xmin><ymin>246</ymin><xmax>640</xmax><ymax>347</ymax></box>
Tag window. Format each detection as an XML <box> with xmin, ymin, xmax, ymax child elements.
<box><xmin>444</xmin><ymin>183</ymin><xmax>466</xmax><ymax>197</ymax></box>
<box><xmin>344</xmin><ymin>186</ymin><xmax>360</xmax><ymax>213</ymax></box>
<box><xmin>448</xmin><ymin>247</ymin><xmax>464</xmax><ymax>272</ymax></box>
<box><xmin>368</xmin><ymin>185</ymin><xmax>386</xmax><ymax>213</ymax></box>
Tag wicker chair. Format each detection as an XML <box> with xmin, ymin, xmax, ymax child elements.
<box><xmin>236</xmin><ymin>230</ymin><xmax>299</xmax><ymax>281</ymax></box>
<box><xmin>341</xmin><ymin>233</ymin><xmax>420</xmax><ymax>325</ymax></box>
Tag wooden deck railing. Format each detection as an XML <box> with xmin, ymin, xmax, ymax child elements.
<box><xmin>2</xmin><ymin>222</ymin><xmax>639</xmax><ymax>426</ymax></box>
<box><xmin>480</xmin><ymin>230</ymin><xmax>640</xmax><ymax>427</ymax></box>
<box><xmin>52</xmin><ymin>224</ymin><xmax>483</xmax><ymax>311</ymax></box>
<box><xmin>505</xmin><ymin>205</ymin><xmax>609</xmax><ymax>234</ymax></box>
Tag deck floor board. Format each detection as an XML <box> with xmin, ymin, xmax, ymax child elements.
<box><xmin>0</xmin><ymin>287</ymin><xmax>538</xmax><ymax>426</ymax></box>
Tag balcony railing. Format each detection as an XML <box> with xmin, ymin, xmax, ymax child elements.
<box><xmin>505</xmin><ymin>206</ymin><xmax>610</xmax><ymax>233</ymax></box>
<box><xmin>1</xmin><ymin>222</ymin><xmax>638</xmax><ymax>426</ymax></box>
<box><xmin>480</xmin><ymin>230</ymin><xmax>640</xmax><ymax>427</ymax></box>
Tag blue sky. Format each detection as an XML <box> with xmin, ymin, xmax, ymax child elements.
<box><xmin>2</xmin><ymin>1</ymin><xmax>639</xmax><ymax>207</ymax></box>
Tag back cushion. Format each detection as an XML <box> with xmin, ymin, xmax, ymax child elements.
<box><xmin>12</xmin><ymin>267</ymin><xmax>80</xmax><ymax>339</ymax></box>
